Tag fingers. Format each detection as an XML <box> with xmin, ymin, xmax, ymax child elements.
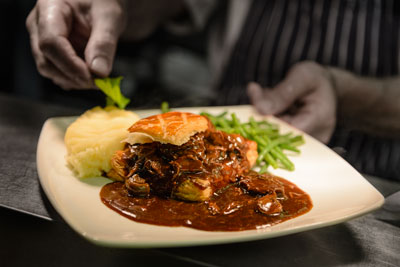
<box><xmin>27</xmin><ymin>0</ymin><xmax>125</xmax><ymax>89</ymax></box>
<box><xmin>37</xmin><ymin>0</ymin><xmax>92</xmax><ymax>84</ymax></box>
<box><xmin>27</xmin><ymin>6</ymin><xmax>83</xmax><ymax>89</ymax></box>
<box><xmin>247</xmin><ymin>61</ymin><xmax>337</xmax><ymax>144</ymax></box>
<box><xmin>27</xmin><ymin>0</ymin><xmax>92</xmax><ymax>89</ymax></box>
<box><xmin>285</xmin><ymin>105</ymin><xmax>335</xmax><ymax>144</ymax></box>
<box><xmin>247</xmin><ymin>73</ymin><xmax>315</xmax><ymax>116</ymax></box>
<box><xmin>85</xmin><ymin>1</ymin><xmax>126</xmax><ymax>77</ymax></box>
<box><xmin>277</xmin><ymin>92</ymin><xmax>336</xmax><ymax>143</ymax></box>
<box><xmin>247</xmin><ymin>81</ymin><xmax>318</xmax><ymax>134</ymax></box>
<box><xmin>247</xmin><ymin>82</ymin><xmax>265</xmax><ymax>111</ymax></box>
<box><xmin>247</xmin><ymin>81</ymin><xmax>300</xmax><ymax>115</ymax></box>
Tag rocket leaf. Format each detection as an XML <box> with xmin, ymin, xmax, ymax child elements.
<box><xmin>94</xmin><ymin>76</ymin><xmax>130</xmax><ymax>109</ymax></box>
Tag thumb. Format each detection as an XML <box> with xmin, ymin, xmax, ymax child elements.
<box><xmin>247</xmin><ymin>82</ymin><xmax>272</xmax><ymax>114</ymax></box>
<box><xmin>85</xmin><ymin>4</ymin><xmax>125</xmax><ymax>77</ymax></box>
<box><xmin>247</xmin><ymin>73</ymin><xmax>312</xmax><ymax>115</ymax></box>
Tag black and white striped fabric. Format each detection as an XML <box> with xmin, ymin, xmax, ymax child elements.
<box><xmin>217</xmin><ymin>0</ymin><xmax>400</xmax><ymax>180</ymax></box>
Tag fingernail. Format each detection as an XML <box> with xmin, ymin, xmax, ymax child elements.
<box><xmin>248</xmin><ymin>82</ymin><xmax>260</xmax><ymax>87</ymax></box>
<box><xmin>91</xmin><ymin>57</ymin><xmax>109</xmax><ymax>76</ymax></box>
<box><xmin>247</xmin><ymin>82</ymin><xmax>260</xmax><ymax>91</ymax></box>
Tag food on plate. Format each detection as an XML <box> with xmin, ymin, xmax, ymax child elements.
<box><xmin>64</xmin><ymin>106</ymin><xmax>139</xmax><ymax>178</ymax></box>
<box><xmin>108</xmin><ymin>111</ymin><xmax>257</xmax><ymax>201</ymax></box>
<box><xmin>201</xmin><ymin>111</ymin><xmax>304</xmax><ymax>172</ymax></box>
<box><xmin>100</xmin><ymin>111</ymin><xmax>312</xmax><ymax>231</ymax></box>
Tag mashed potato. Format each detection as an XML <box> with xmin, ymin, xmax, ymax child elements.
<box><xmin>65</xmin><ymin>106</ymin><xmax>140</xmax><ymax>178</ymax></box>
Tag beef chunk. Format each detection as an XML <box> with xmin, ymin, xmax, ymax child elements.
<box><xmin>239</xmin><ymin>171</ymin><xmax>285</xmax><ymax>196</ymax></box>
<box><xmin>125</xmin><ymin>174</ymin><xmax>150</xmax><ymax>197</ymax></box>
<box><xmin>256</xmin><ymin>193</ymin><xmax>283</xmax><ymax>216</ymax></box>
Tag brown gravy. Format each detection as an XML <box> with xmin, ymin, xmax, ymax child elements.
<box><xmin>100</xmin><ymin>176</ymin><xmax>312</xmax><ymax>231</ymax></box>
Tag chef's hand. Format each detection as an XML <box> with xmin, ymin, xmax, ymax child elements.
<box><xmin>247</xmin><ymin>61</ymin><xmax>337</xmax><ymax>143</ymax></box>
<box><xmin>26</xmin><ymin>0</ymin><xmax>127</xmax><ymax>89</ymax></box>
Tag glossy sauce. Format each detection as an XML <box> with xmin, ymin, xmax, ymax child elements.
<box><xmin>103</xmin><ymin>127</ymin><xmax>312</xmax><ymax>231</ymax></box>
<box><xmin>100</xmin><ymin>176</ymin><xmax>312</xmax><ymax>231</ymax></box>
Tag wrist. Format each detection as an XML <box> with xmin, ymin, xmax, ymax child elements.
<box><xmin>328</xmin><ymin>67</ymin><xmax>383</xmax><ymax>114</ymax></box>
<box><xmin>325</xmin><ymin>66</ymin><xmax>352</xmax><ymax>101</ymax></box>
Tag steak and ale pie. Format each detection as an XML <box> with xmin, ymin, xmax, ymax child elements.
<box><xmin>100</xmin><ymin>111</ymin><xmax>312</xmax><ymax>231</ymax></box>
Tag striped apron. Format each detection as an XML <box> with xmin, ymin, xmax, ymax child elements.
<box><xmin>217</xmin><ymin>0</ymin><xmax>400</xmax><ymax>180</ymax></box>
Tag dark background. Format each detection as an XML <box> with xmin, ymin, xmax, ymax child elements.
<box><xmin>0</xmin><ymin>2</ymin><xmax>399</xmax><ymax>266</ymax></box>
<box><xmin>0</xmin><ymin>0</ymin><xmax>212</xmax><ymax>111</ymax></box>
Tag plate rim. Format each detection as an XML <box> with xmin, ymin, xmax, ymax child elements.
<box><xmin>36</xmin><ymin>105</ymin><xmax>385</xmax><ymax>248</ymax></box>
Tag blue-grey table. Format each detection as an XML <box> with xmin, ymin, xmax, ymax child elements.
<box><xmin>1</xmin><ymin>93</ymin><xmax>399</xmax><ymax>267</ymax></box>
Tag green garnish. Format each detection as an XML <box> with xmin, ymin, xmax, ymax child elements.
<box><xmin>201</xmin><ymin>111</ymin><xmax>305</xmax><ymax>172</ymax></box>
<box><xmin>94</xmin><ymin>76</ymin><xmax>130</xmax><ymax>109</ymax></box>
<box><xmin>161</xmin><ymin>101</ymin><xmax>170</xmax><ymax>113</ymax></box>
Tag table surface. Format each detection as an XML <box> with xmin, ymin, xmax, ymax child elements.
<box><xmin>1</xmin><ymin>93</ymin><xmax>399</xmax><ymax>267</ymax></box>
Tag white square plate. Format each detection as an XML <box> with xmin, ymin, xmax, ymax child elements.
<box><xmin>36</xmin><ymin>105</ymin><xmax>384</xmax><ymax>248</ymax></box>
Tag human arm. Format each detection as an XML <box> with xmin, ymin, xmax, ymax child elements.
<box><xmin>248</xmin><ymin>61</ymin><xmax>400</xmax><ymax>143</ymax></box>
<box><xmin>329</xmin><ymin>67</ymin><xmax>400</xmax><ymax>137</ymax></box>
